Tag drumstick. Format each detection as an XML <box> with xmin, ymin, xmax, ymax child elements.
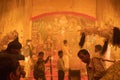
<box><xmin>102</xmin><ymin>59</ymin><xmax>115</xmax><ymax>63</ymax></box>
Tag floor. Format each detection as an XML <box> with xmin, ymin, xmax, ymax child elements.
<box><xmin>21</xmin><ymin>55</ymin><xmax>88</xmax><ymax>80</ymax></box>
<box><xmin>20</xmin><ymin>66</ymin><xmax>88</xmax><ymax>80</ymax></box>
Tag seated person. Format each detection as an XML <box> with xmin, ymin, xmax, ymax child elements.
<box><xmin>0</xmin><ymin>53</ymin><xmax>21</xmax><ymax>80</ymax></box>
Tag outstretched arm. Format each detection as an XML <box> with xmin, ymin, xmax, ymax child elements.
<box><xmin>45</xmin><ymin>56</ymin><xmax>50</xmax><ymax>63</ymax></box>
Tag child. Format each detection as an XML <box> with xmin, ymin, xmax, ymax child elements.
<box><xmin>33</xmin><ymin>51</ymin><xmax>50</xmax><ymax>80</ymax></box>
<box><xmin>57</xmin><ymin>50</ymin><xmax>65</xmax><ymax>80</ymax></box>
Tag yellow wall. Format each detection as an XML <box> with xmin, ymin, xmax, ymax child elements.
<box><xmin>0</xmin><ymin>0</ymin><xmax>97</xmax><ymax>45</ymax></box>
<box><xmin>97</xmin><ymin>0</ymin><xmax>120</xmax><ymax>27</ymax></box>
<box><xmin>32</xmin><ymin>0</ymin><xmax>96</xmax><ymax>18</ymax></box>
<box><xmin>0</xmin><ymin>0</ymin><xmax>32</xmax><ymax>45</ymax></box>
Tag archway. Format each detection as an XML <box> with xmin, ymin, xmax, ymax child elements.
<box><xmin>31</xmin><ymin>11</ymin><xmax>96</xmax><ymax>80</ymax></box>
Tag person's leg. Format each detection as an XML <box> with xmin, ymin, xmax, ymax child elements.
<box><xmin>58</xmin><ymin>70</ymin><xmax>61</xmax><ymax>80</ymax></box>
<box><xmin>68</xmin><ymin>69</ymin><xmax>71</xmax><ymax>80</ymax></box>
<box><xmin>38</xmin><ymin>77</ymin><xmax>43</xmax><ymax>80</ymax></box>
<box><xmin>58</xmin><ymin>70</ymin><xmax>65</xmax><ymax>80</ymax></box>
<box><xmin>62</xmin><ymin>70</ymin><xmax>65</xmax><ymax>80</ymax></box>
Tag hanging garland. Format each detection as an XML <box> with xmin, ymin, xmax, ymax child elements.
<box><xmin>101</xmin><ymin>39</ymin><xmax>109</xmax><ymax>55</ymax></box>
<box><xmin>79</xmin><ymin>32</ymin><xmax>86</xmax><ymax>48</ymax></box>
<box><xmin>79</xmin><ymin>26</ymin><xmax>120</xmax><ymax>48</ymax></box>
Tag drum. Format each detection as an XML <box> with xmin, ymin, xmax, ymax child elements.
<box><xmin>100</xmin><ymin>61</ymin><xmax>120</xmax><ymax>80</ymax></box>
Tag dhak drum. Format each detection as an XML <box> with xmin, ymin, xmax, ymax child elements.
<box><xmin>100</xmin><ymin>61</ymin><xmax>120</xmax><ymax>80</ymax></box>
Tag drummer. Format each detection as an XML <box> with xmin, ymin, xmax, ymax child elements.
<box><xmin>100</xmin><ymin>61</ymin><xmax>120</xmax><ymax>80</ymax></box>
<box><xmin>77</xmin><ymin>49</ymin><xmax>106</xmax><ymax>80</ymax></box>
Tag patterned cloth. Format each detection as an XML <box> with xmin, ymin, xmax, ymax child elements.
<box><xmin>33</xmin><ymin>59</ymin><xmax>46</xmax><ymax>80</ymax></box>
<box><xmin>86</xmin><ymin>57</ymin><xmax>105</xmax><ymax>80</ymax></box>
<box><xmin>100</xmin><ymin>61</ymin><xmax>120</xmax><ymax>80</ymax></box>
<box><xmin>33</xmin><ymin>56</ymin><xmax>50</xmax><ymax>80</ymax></box>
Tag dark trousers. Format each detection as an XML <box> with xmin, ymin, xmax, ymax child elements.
<box><xmin>36</xmin><ymin>77</ymin><xmax>46</xmax><ymax>80</ymax></box>
<box><xmin>69</xmin><ymin>70</ymin><xmax>81</xmax><ymax>80</ymax></box>
<box><xmin>58</xmin><ymin>70</ymin><xmax>65</xmax><ymax>80</ymax></box>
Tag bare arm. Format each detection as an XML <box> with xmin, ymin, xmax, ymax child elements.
<box><xmin>45</xmin><ymin>56</ymin><xmax>50</xmax><ymax>63</ymax></box>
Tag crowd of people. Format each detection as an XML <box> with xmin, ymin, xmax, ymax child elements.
<box><xmin>0</xmin><ymin>35</ymin><xmax>120</xmax><ymax>80</ymax></box>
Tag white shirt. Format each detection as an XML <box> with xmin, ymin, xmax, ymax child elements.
<box><xmin>57</xmin><ymin>58</ymin><xmax>65</xmax><ymax>71</ymax></box>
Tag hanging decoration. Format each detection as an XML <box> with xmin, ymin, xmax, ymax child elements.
<box><xmin>101</xmin><ymin>39</ymin><xmax>109</xmax><ymax>55</ymax></box>
<box><xmin>79</xmin><ymin>32</ymin><xmax>86</xmax><ymax>48</ymax></box>
<box><xmin>112</xmin><ymin>27</ymin><xmax>120</xmax><ymax>47</ymax></box>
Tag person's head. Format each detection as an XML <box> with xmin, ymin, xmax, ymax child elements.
<box><xmin>38</xmin><ymin>51</ymin><xmax>44</xmax><ymax>59</ymax></box>
<box><xmin>58</xmin><ymin>50</ymin><xmax>63</xmax><ymax>58</ymax></box>
<box><xmin>6</xmin><ymin>37</ymin><xmax>22</xmax><ymax>54</ymax></box>
<box><xmin>63</xmin><ymin>40</ymin><xmax>67</xmax><ymax>45</ymax></box>
<box><xmin>95</xmin><ymin>44</ymin><xmax>102</xmax><ymax>53</ymax></box>
<box><xmin>0</xmin><ymin>53</ymin><xmax>21</xmax><ymax>80</ymax></box>
<box><xmin>77</xmin><ymin>49</ymin><xmax>90</xmax><ymax>64</ymax></box>
<box><xmin>26</xmin><ymin>39</ymin><xmax>32</xmax><ymax>45</ymax></box>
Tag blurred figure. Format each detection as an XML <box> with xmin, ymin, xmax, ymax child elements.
<box><xmin>62</xmin><ymin>40</ymin><xmax>71</xmax><ymax>80</ymax></box>
<box><xmin>57</xmin><ymin>50</ymin><xmax>65</xmax><ymax>80</ymax></box>
<box><xmin>0</xmin><ymin>53</ymin><xmax>21</xmax><ymax>80</ymax></box>
<box><xmin>33</xmin><ymin>51</ymin><xmax>50</xmax><ymax>80</ymax></box>
<box><xmin>77</xmin><ymin>49</ymin><xmax>105</xmax><ymax>80</ymax></box>
<box><xmin>22</xmin><ymin>39</ymin><xmax>33</xmax><ymax>58</ymax></box>
<box><xmin>3</xmin><ymin>37</ymin><xmax>25</xmax><ymax>60</ymax></box>
<box><xmin>22</xmin><ymin>39</ymin><xmax>33</xmax><ymax>79</ymax></box>
<box><xmin>62</xmin><ymin>40</ymin><xmax>71</xmax><ymax>70</ymax></box>
<box><xmin>94</xmin><ymin>44</ymin><xmax>103</xmax><ymax>58</ymax></box>
<box><xmin>94</xmin><ymin>40</ymin><xmax>113</xmax><ymax>69</ymax></box>
<box><xmin>2</xmin><ymin>37</ymin><xmax>25</xmax><ymax>78</ymax></box>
